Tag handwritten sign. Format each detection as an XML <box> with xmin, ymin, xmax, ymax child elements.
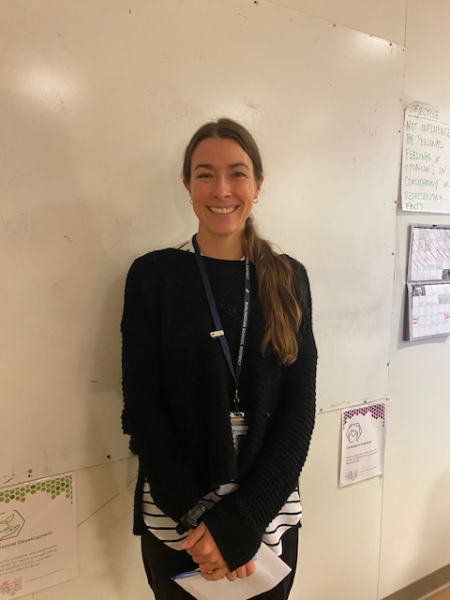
<box><xmin>402</xmin><ymin>102</ymin><xmax>450</xmax><ymax>213</ymax></box>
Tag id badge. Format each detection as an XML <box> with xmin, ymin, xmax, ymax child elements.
<box><xmin>230</xmin><ymin>413</ymin><xmax>249</xmax><ymax>455</ymax></box>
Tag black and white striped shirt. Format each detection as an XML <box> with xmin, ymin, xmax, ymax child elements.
<box><xmin>142</xmin><ymin>480</ymin><xmax>302</xmax><ymax>556</ymax></box>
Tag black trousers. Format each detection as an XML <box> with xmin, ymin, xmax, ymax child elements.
<box><xmin>141</xmin><ymin>525</ymin><xmax>299</xmax><ymax>600</ymax></box>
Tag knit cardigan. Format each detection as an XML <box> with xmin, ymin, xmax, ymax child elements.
<box><xmin>121</xmin><ymin>248</ymin><xmax>317</xmax><ymax>571</ymax></box>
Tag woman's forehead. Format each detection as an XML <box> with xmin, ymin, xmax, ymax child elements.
<box><xmin>191</xmin><ymin>137</ymin><xmax>252</xmax><ymax>165</ymax></box>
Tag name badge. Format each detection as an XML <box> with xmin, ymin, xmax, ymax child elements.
<box><xmin>230</xmin><ymin>413</ymin><xmax>249</xmax><ymax>455</ymax></box>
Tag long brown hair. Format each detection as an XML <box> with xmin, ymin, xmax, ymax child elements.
<box><xmin>182</xmin><ymin>118</ymin><xmax>302</xmax><ymax>365</ymax></box>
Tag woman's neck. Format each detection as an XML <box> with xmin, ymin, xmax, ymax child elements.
<box><xmin>195</xmin><ymin>231</ymin><xmax>244</xmax><ymax>260</ymax></box>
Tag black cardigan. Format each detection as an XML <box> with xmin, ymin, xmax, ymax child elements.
<box><xmin>121</xmin><ymin>248</ymin><xmax>317</xmax><ymax>571</ymax></box>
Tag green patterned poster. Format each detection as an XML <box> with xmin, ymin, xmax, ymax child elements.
<box><xmin>0</xmin><ymin>474</ymin><xmax>77</xmax><ymax>597</ymax></box>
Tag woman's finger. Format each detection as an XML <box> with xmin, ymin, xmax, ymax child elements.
<box><xmin>184</xmin><ymin>525</ymin><xmax>226</xmax><ymax>567</ymax></box>
<box><xmin>233</xmin><ymin>560</ymin><xmax>256</xmax><ymax>579</ymax></box>
<box><xmin>201</xmin><ymin>568</ymin><xmax>228</xmax><ymax>581</ymax></box>
<box><xmin>190</xmin><ymin>547</ymin><xmax>221</xmax><ymax>561</ymax></box>
<box><xmin>198</xmin><ymin>562</ymin><xmax>225</xmax><ymax>574</ymax></box>
<box><xmin>180</xmin><ymin>523</ymin><xmax>206</xmax><ymax>551</ymax></box>
<box><xmin>226</xmin><ymin>571</ymin><xmax>237</xmax><ymax>581</ymax></box>
<box><xmin>236</xmin><ymin>565</ymin><xmax>248</xmax><ymax>579</ymax></box>
<box><xmin>245</xmin><ymin>559</ymin><xmax>256</xmax><ymax>576</ymax></box>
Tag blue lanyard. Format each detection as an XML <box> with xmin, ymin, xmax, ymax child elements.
<box><xmin>192</xmin><ymin>234</ymin><xmax>250</xmax><ymax>414</ymax></box>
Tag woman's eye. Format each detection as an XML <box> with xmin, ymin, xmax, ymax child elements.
<box><xmin>232</xmin><ymin>171</ymin><xmax>246</xmax><ymax>178</ymax></box>
<box><xmin>197</xmin><ymin>173</ymin><xmax>212</xmax><ymax>179</ymax></box>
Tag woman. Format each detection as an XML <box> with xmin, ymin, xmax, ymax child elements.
<box><xmin>121</xmin><ymin>118</ymin><xmax>317</xmax><ymax>599</ymax></box>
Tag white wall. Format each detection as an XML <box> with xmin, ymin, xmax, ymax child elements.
<box><xmin>2</xmin><ymin>1</ymin><xmax>449</xmax><ymax>599</ymax></box>
<box><xmin>269</xmin><ymin>0</ymin><xmax>407</xmax><ymax>46</ymax></box>
<box><xmin>379</xmin><ymin>0</ymin><xmax>450</xmax><ymax>596</ymax></box>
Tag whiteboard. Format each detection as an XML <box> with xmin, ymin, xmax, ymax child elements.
<box><xmin>0</xmin><ymin>0</ymin><xmax>405</xmax><ymax>485</ymax></box>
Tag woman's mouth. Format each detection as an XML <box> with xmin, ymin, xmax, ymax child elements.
<box><xmin>208</xmin><ymin>206</ymin><xmax>238</xmax><ymax>214</ymax></box>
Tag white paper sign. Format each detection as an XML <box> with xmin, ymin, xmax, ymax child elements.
<box><xmin>340</xmin><ymin>403</ymin><xmax>386</xmax><ymax>487</ymax></box>
<box><xmin>0</xmin><ymin>474</ymin><xmax>77</xmax><ymax>598</ymax></box>
<box><xmin>174</xmin><ymin>542</ymin><xmax>291</xmax><ymax>600</ymax></box>
<box><xmin>402</xmin><ymin>101</ymin><xmax>450</xmax><ymax>213</ymax></box>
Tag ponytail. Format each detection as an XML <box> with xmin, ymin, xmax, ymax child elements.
<box><xmin>242</xmin><ymin>217</ymin><xmax>302</xmax><ymax>365</ymax></box>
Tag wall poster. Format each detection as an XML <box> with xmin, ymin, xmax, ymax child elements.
<box><xmin>0</xmin><ymin>474</ymin><xmax>77</xmax><ymax>598</ymax></box>
<box><xmin>340</xmin><ymin>403</ymin><xmax>386</xmax><ymax>487</ymax></box>
<box><xmin>402</xmin><ymin>102</ymin><xmax>450</xmax><ymax>213</ymax></box>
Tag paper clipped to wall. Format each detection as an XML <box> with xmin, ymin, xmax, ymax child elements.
<box><xmin>402</xmin><ymin>102</ymin><xmax>450</xmax><ymax>213</ymax></box>
<box><xmin>340</xmin><ymin>403</ymin><xmax>386</xmax><ymax>487</ymax></box>
<box><xmin>0</xmin><ymin>474</ymin><xmax>77</xmax><ymax>598</ymax></box>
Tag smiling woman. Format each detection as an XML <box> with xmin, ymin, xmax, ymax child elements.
<box><xmin>184</xmin><ymin>137</ymin><xmax>262</xmax><ymax>259</ymax></box>
<box><xmin>121</xmin><ymin>118</ymin><xmax>317</xmax><ymax>600</ymax></box>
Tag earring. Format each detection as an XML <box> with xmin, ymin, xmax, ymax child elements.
<box><xmin>189</xmin><ymin>198</ymin><xmax>193</xmax><ymax>205</ymax></box>
<box><xmin>253</xmin><ymin>197</ymin><xmax>259</xmax><ymax>204</ymax></box>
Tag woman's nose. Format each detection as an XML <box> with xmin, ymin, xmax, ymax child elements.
<box><xmin>212</xmin><ymin>175</ymin><xmax>231</xmax><ymax>198</ymax></box>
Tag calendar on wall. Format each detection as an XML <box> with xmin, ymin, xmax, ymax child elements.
<box><xmin>405</xmin><ymin>224</ymin><xmax>450</xmax><ymax>340</ymax></box>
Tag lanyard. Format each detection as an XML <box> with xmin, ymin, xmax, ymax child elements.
<box><xmin>192</xmin><ymin>234</ymin><xmax>250</xmax><ymax>414</ymax></box>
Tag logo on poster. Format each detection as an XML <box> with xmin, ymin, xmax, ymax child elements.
<box><xmin>345</xmin><ymin>470</ymin><xmax>359</xmax><ymax>482</ymax></box>
<box><xmin>0</xmin><ymin>578</ymin><xmax>23</xmax><ymax>597</ymax></box>
<box><xmin>0</xmin><ymin>511</ymin><xmax>25</xmax><ymax>542</ymax></box>
<box><xmin>346</xmin><ymin>423</ymin><xmax>363</xmax><ymax>444</ymax></box>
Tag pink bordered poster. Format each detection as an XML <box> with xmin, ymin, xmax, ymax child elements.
<box><xmin>340</xmin><ymin>403</ymin><xmax>386</xmax><ymax>487</ymax></box>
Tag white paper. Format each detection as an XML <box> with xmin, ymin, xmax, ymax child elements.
<box><xmin>401</xmin><ymin>101</ymin><xmax>450</xmax><ymax>213</ymax></box>
<box><xmin>174</xmin><ymin>542</ymin><xmax>291</xmax><ymax>600</ymax></box>
<box><xmin>340</xmin><ymin>403</ymin><xmax>386</xmax><ymax>487</ymax></box>
<box><xmin>0</xmin><ymin>474</ymin><xmax>77</xmax><ymax>598</ymax></box>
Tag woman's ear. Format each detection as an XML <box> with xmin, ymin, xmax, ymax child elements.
<box><xmin>256</xmin><ymin>175</ymin><xmax>264</xmax><ymax>196</ymax></box>
<box><xmin>183</xmin><ymin>179</ymin><xmax>191</xmax><ymax>194</ymax></box>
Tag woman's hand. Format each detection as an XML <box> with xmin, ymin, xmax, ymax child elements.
<box><xmin>180</xmin><ymin>523</ymin><xmax>256</xmax><ymax>581</ymax></box>
<box><xmin>180</xmin><ymin>522</ymin><xmax>227</xmax><ymax>579</ymax></box>
<box><xmin>226</xmin><ymin>559</ymin><xmax>256</xmax><ymax>581</ymax></box>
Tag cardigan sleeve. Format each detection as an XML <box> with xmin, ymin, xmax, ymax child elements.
<box><xmin>203</xmin><ymin>261</ymin><xmax>317</xmax><ymax>571</ymax></box>
<box><xmin>121</xmin><ymin>256</ymin><xmax>209</xmax><ymax>521</ymax></box>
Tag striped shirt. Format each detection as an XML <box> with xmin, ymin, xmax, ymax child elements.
<box><xmin>142</xmin><ymin>480</ymin><xmax>302</xmax><ymax>556</ymax></box>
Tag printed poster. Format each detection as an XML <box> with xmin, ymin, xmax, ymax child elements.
<box><xmin>340</xmin><ymin>403</ymin><xmax>386</xmax><ymax>487</ymax></box>
<box><xmin>0</xmin><ymin>474</ymin><xmax>77</xmax><ymax>598</ymax></box>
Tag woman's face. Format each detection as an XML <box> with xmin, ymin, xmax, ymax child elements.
<box><xmin>184</xmin><ymin>137</ymin><xmax>263</xmax><ymax>245</ymax></box>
